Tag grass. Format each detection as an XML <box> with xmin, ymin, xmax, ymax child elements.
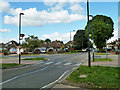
<box><xmin>22</xmin><ymin>54</ymin><xmax>40</xmax><ymax>56</ymax></box>
<box><xmin>93</xmin><ymin>58</ymin><xmax>112</xmax><ymax>62</ymax></box>
<box><xmin>95</xmin><ymin>53</ymin><xmax>109</xmax><ymax>55</ymax></box>
<box><xmin>0</xmin><ymin>57</ymin><xmax>8</xmax><ymax>59</ymax></box>
<box><xmin>0</xmin><ymin>63</ymin><xmax>21</xmax><ymax>69</ymax></box>
<box><xmin>66</xmin><ymin>65</ymin><xmax>119</xmax><ymax>88</ymax></box>
<box><xmin>22</xmin><ymin>57</ymin><xmax>46</xmax><ymax>60</ymax></box>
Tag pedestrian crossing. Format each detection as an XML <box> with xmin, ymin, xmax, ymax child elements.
<box><xmin>35</xmin><ymin>61</ymin><xmax>82</xmax><ymax>66</ymax></box>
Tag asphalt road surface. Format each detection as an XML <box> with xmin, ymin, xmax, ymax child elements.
<box><xmin>1</xmin><ymin>53</ymin><xmax>87</xmax><ymax>89</ymax></box>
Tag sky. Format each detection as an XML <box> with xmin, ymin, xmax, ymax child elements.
<box><xmin>0</xmin><ymin>0</ymin><xmax>119</xmax><ymax>44</ymax></box>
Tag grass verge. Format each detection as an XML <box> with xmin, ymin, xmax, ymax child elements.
<box><xmin>22</xmin><ymin>57</ymin><xmax>46</xmax><ymax>60</ymax></box>
<box><xmin>0</xmin><ymin>63</ymin><xmax>21</xmax><ymax>69</ymax></box>
<box><xmin>66</xmin><ymin>65</ymin><xmax>119</xmax><ymax>88</ymax></box>
<box><xmin>0</xmin><ymin>57</ymin><xmax>8</xmax><ymax>59</ymax></box>
<box><xmin>93</xmin><ymin>58</ymin><xmax>112</xmax><ymax>62</ymax></box>
<box><xmin>22</xmin><ymin>54</ymin><xmax>40</xmax><ymax>56</ymax></box>
<box><xmin>95</xmin><ymin>53</ymin><xmax>109</xmax><ymax>55</ymax></box>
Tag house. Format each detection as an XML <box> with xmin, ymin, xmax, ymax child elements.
<box><xmin>107</xmin><ymin>38</ymin><xmax>120</xmax><ymax>54</ymax></box>
<box><xmin>49</xmin><ymin>40</ymin><xmax>64</xmax><ymax>51</ymax></box>
<box><xmin>35</xmin><ymin>40</ymin><xmax>64</xmax><ymax>53</ymax></box>
<box><xmin>65</xmin><ymin>41</ymin><xmax>74</xmax><ymax>51</ymax></box>
<box><xmin>4</xmin><ymin>40</ymin><xmax>19</xmax><ymax>54</ymax></box>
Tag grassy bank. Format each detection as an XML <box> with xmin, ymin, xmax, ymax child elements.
<box><xmin>0</xmin><ymin>57</ymin><xmax>8</xmax><ymax>59</ymax></box>
<box><xmin>22</xmin><ymin>57</ymin><xmax>46</xmax><ymax>60</ymax></box>
<box><xmin>95</xmin><ymin>53</ymin><xmax>109</xmax><ymax>55</ymax></box>
<box><xmin>1</xmin><ymin>63</ymin><xmax>21</xmax><ymax>69</ymax></box>
<box><xmin>93</xmin><ymin>58</ymin><xmax>112</xmax><ymax>62</ymax></box>
<box><xmin>66</xmin><ymin>65</ymin><xmax>119</xmax><ymax>88</ymax></box>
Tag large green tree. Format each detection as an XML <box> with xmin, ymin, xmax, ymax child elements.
<box><xmin>85</xmin><ymin>15</ymin><xmax>114</xmax><ymax>49</ymax></box>
<box><xmin>22</xmin><ymin>35</ymin><xmax>40</xmax><ymax>52</ymax></box>
<box><xmin>73</xmin><ymin>30</ymin><xmax>88</xmax><ymax>50</ymax></box>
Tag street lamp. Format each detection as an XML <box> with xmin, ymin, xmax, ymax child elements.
<box><xmin>89</xmin><ymin>15</ymin><xmax>95</xmax><ymax>62</ymax></box>
<box><xmin>19</xmin><ymin>13</ymin><xmax>24</xmax><ymax>64</ymax></box>
<box><xmin>87</xmin><ymin>0</ymin><xmax>91</xmax><ymax>67</ymax></box>
<box><xmin>70</xmin><ymin>30</ymin><xmax>75</xmax><ymax>52</ymax></box>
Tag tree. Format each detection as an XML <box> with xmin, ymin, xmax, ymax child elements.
<box><xmin>22</xmin><ymin>35</ymin><xmax>40</xmax><ymax>53</ymax></box>
<box><xmin>45</xmin><ymin>39</ymin><xmax>51</xmax><ymax>43</ymax></box>
<box><xmin>73</xmin><ymin>30</ymin><xmax>88</xmax><ymax>50</ymax></box>
<box><xmin>85</xmin><ymin>15</ymin><xmax>114</xmax><ymax>49</ymax></box>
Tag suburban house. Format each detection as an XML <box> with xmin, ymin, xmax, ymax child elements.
<box><xmin>0</xmin><ymin>43</ymin><xmax>5</xmax><ymax>51</ymax></box>
<box><xmin>107</xmin><ymin>38</ymin><xmax>120</xmax><ymax>54</ymax></box>
<box><xmin>65</xmin><ymin>41</ymin><xmax>74</xmax><ymax>51</ymax></box>
<box><xmin>4</xmin><ymin>40</ymin><xmax>19</xmax><ymax>54</ymax></box>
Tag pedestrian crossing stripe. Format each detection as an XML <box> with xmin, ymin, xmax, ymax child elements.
<box><xmin>75</xmin><ymin>63</ymin><xmax>82</xmax><ymax>66</ymax></box>
<box><xmin>54</xmin><ymin>62</ymin><xmax>62</xmax><ymax>65</ymax></box>
<box><xmin>64</xmin><ymin>62</ymin><xmax>72</xmax><ymax>65</ymax></box>
<box><xmin>45</xmin><ymin>62</ymin><xmax>53</xmax><ymax>65</ymax></box>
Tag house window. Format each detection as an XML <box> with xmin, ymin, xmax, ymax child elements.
<box><xmin>9</xmin><ymin>48</ymin><xmax>16</xmax><ymax>52</ymax></box>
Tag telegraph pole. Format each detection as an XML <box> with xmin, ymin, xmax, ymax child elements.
<box><xmin>87</xmin><ymin>0</ymin><xmax>91</xmax><ymax>67</ymax></box>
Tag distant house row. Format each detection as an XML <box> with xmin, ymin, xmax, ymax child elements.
<box><xmin>0</xmin><ymin>40</ymin><xmax>74</xmax><ymax>54</ymax></box>
<box><xmin>107</xmin><ymin>38</ymin><xmax>120</xmax><ymax>53</ymax></box>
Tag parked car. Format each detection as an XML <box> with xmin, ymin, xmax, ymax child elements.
<box><xmin>34</xmin><ymin>49</ymin><xmax>41</xmax><ymax>54</ymax></box>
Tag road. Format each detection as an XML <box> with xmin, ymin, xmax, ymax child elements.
<box><xmin>1</xmin><ymin>53</ymin><xmax>87</xmax><ymax>89</ymax></box>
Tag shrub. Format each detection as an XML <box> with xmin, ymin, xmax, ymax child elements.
<box><xmin>2</xmin><ymin>49</ymin><xmax>9</xmax><ymax>55</ymax></box>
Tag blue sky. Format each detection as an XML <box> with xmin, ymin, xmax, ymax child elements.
<box><xmin>0</xmin><ymin>1</ymin><xmax>119</xmax><ymax>43</ymax></box>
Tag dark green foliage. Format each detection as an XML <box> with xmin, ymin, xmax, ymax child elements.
<box><xmin>1</xmin><ymin>49</ymin><xmax>9</xmax><ymax>55</ymax></box>
<box><xmin>45</xmin><ymin>39</ymin><xmax>51</xmax><ymax>43</ymax></box>
<box><xmin>85</xmin><ymin>15</ymin><xmax>114</xmax><ymax>49</ymax></box>
<box><xmin>73</xmin><ymin>30</ymin><xmax>88</xmax><ymax>50</ymax></box>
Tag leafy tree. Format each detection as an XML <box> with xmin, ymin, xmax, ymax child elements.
<box><xmin>73</xmin><ymin>30</ymin><xmax>88</xmax><ymax>50</ymax></box>
<box><xmin>45</xmin><ymin>39</ymin><xmax>51</xmax><ymax>43</ymax></box>
<box><xmin>22</xmin><ymin>35</ymin><xmax>40</xmax><ymax>53</ymax></box>
<box><xmin>85</xmin><ymin>15</ymin><xmax>114</xmax><ymax>49</ymax></box>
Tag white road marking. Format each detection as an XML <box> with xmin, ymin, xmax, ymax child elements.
<box><xmin>0</xmin><ymin>66</ymin><xmax>49</xmax><ymax>85</ymax></box>
<box><xmin>75</xmin><ymin>63</ymin><xmax>82</xmax><ymax>66</ymax></box>
<box><xmin>33</xmin><ymin>62</ymin><xmax>44</xmax><ymax>65</ymax></box>
<box><xmin>64</xmin><ymin>62</ymin><xmax>71</xmax><ymax>65</ymax></box>
<box><xmin>54</xmin><ymin>62</ymin><xmax>62</xmax><ymax>65</ymax></box>
<box><xmin>41</xmin><ymin>70</ymin><xmax>69</xmax><ymax>89</ymax></box>
<box><xmin>45</xmin><ymin>62</ymin><xmax>53</xmax><ymax>65</ymax></box>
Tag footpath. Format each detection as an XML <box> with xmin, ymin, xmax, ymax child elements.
<box><xmin>54</xmin><ymin>53</ymin><xmax>119</xmax><ymax>88</ymax></box>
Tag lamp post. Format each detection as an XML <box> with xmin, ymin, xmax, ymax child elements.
<box><xmin>106</xmin><ymin>39</ymin><xmax>108</xmax><ymax>59</ymax></box>
<box><xmin>70</xmin><ymin>30</ymin><xmax>75</xmax><ymax>52</ymax></box>
<box><xmin>87</xmin><ymin>0</ymin><xmax>91</xmax><ymax>67</ymax></box>
<box><xmin>89</xmin><ymin>15</ymin><xmax>94</xmax><ymax>62</ymax></box>
<box><xmin>19</xmin><ymin>13</ymin><xmax>24</xmax><ymax>64</ymax></box>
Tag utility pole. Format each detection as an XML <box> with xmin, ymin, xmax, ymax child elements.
<box><xmin>89</xmin><ymin>15</ymin><xmax>94</xmax><ymax>62</ymax></box>
<box><xmin>87</xmin><ymin>0</ymin><xmax>91</xmax><ymax>67</ymax></box>
<box><xmin>19</xmin><ymin>13</ymin><xmax>24</xmax><ymax>64</ymax></box>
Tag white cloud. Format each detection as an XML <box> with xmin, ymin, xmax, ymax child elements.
<box><xmin>70</xmin><ymin>4</ymin><xmax>84</xmax><ymax>14</ymax></box>
<box><xmin>42</xmin><ymin>32</ymin><xmax>76</xmax><ymax>43</ymax></box>
<box><xmin>0</xmin><ymin>1</ymin><xmax>10</xmax><ymax>12</ymax></box>
<box><xmin>0</xmin><ymin>29</ymin><xmax>11</xmax><ymax>32</ymax></box>
<box><xmin>4</xmin><ymin>8</ymin><xmax>86</xmax><ymax>26</ymax></box>
<box><xmin>107</xmin><ymin>30</ymin><xmax>118</xmax><ymax>43</ymax></box>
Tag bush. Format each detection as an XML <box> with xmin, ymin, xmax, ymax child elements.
<box><xmin>98</xmin><ymin>49</ymin><xmax>106</xmax><ymax>52</ymax></box>
<box><xmin>2</xmin><ymin>49</ymin><xmax>9</xmax><ymax>55</ymax></box>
